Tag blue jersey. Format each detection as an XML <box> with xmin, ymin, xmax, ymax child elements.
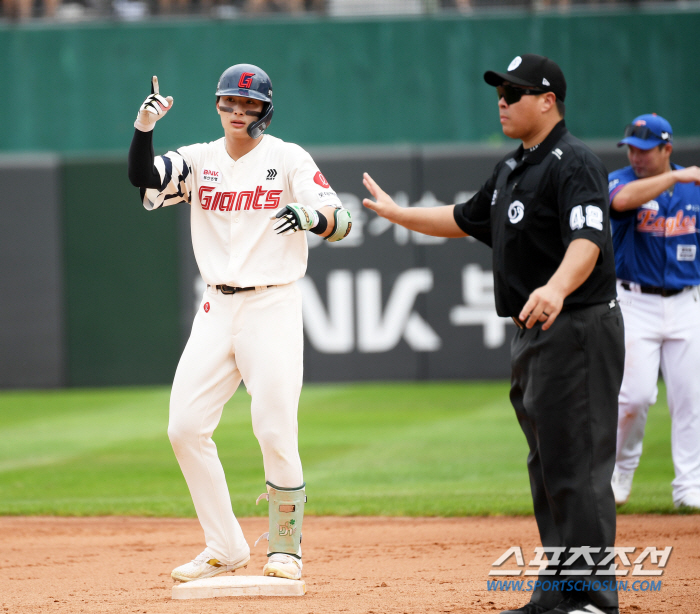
<box><xmin>608</xmin><ymin>164</ymin><xmax>700</xmax><ymax>290</ymax></box>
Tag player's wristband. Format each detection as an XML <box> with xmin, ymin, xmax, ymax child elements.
<box><xmin>309</xmin><ymin>214</ymin><xmax>328</xmax><ymax>235</ymax></box>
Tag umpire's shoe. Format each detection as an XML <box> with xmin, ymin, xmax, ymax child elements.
<box><xmin>171</xmin><ymin>549</ymin><xmax>250</xmax><ymax>582</ymax></box>
<box><xmin>501</xmin><ymin>603</ymin><xmax>549</xmax><ymax>614</ymax></box>
<box><xmin>543</xmin><ymin>597</ymin><xmax>619</xmax><ymax>614</ymax></box>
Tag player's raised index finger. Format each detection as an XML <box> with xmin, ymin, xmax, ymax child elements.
<box><xmin>151</xmin><ymin>76</ymin><xmax>159</xmax><ymax>96</ymax></box>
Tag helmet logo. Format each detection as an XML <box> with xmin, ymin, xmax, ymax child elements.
<box><xmin>238</xmin><ymin>72</ymin><xmax>255</xmax><ymax>89</ymax></box>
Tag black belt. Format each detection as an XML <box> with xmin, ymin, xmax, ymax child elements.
<box><xmin>511</xmin><ymin>300</ymin><xmax>616</xmax><ymax>329</ymax></box>
<box><xmin>620</xmin><ymin>282</ymin><xmax>684</xmax><ymax>297</ymax></box>
<box><xmin>214</xmin><ymin>284</ymin><xmax>257</xmax><ymax>295</ymax></box>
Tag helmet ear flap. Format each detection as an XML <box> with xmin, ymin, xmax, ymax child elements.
<box><xmin>247</xmin><ymin>102</ymin><xmax>274</xmax><ymax>139</ymax></box>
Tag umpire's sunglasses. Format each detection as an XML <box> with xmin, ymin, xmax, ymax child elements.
<box><xmin>497</xmin><ymin>84</ymin><xmax>547</xmax><ymax>105</ymax></box>
<box><xmin>623</xmin><ymin>124</ymin><xmax>672</xmax><ymax>143</ymax></box>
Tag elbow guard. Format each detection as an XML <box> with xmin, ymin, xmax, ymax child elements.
<box><xmin>326</xmin><ymin>207</ymin><xmax>352</xmax><ymax>242</ymax></box>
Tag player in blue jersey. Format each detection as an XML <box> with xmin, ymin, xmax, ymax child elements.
<box><xmin>608</xmin><ymin>113</ymin><xmax>700</xmax><ymax>509</ymax></box>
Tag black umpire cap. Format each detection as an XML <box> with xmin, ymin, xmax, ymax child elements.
<box><xmin>484</xmin><ymin>54</ymin><xmax>567</xmax><ymax>102</ymax></box>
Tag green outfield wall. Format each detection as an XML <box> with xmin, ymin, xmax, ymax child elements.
<box><xmin>1</xmin><ymin>7</ymin><xmax>700</xmax><ymax>154</ymax></box>
<box><xmin>62</xmin><ymin>158</ymin><xmax>181</xmax><ymax>386</ymax></box>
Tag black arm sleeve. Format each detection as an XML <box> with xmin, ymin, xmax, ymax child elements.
<box><xmin>128</xmin><ymin>128</ymin><xmax>162</xmax><ymax>189</ymax></box>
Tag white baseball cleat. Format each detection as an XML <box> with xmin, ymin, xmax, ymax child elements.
<box><xmin>263</xmin><ymin>553</ymin><xmax>302</xmax><ymax>580</ymax></box>
<box><xmin>171</xmin><ymin>549</ymin><xmax>250</xmax><ymax>582</ymax></box>
<box><xmin>611</xmin><ymin>469</ymin><xmax>634</xmax><ymax>505</ymax></box>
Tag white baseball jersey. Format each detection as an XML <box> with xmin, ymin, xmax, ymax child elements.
<box><xmin>143</xmin><ymin>134</ymin><xmax>342</xmax><ymax>287</ymax></box>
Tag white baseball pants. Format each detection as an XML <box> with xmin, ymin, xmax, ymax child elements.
<box><xmin>615</xmin><ymin>282</ymin><xmax>700</xmax><ymax>504</ymax></box>
<box><xmin>168</xmin><ymin>282</ymin><xmax>304</xmax><ymax>563</ymax></box>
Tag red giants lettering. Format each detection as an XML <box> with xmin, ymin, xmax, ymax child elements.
<box><xmin>313</xmin><ymin>171</ymin><xmax>330</xmax><ymax>189</ymax></box>
<box><xmin>265</xmin><ymin>190</ymin><xmax>282</xmax><ymax>209</ymax></box>
<box><xmin>236</xmin><ymin>191</ymin><xmax>254</xmax><ymax>211</ymax></box>
<box><xmin>220</xmin><ymin>192</ymin><xmax>236</xmax><ymax>211</ymax></box>
<box><xmin>252</xmin><ymin>185</ymin><xmax>267</xmax><ymax>210</ymax></box>
<box><xmin>199</xmin><ymin>186</ymin><xmax>216</xmax><ymax>210</ymax></box>
<box><xmin>199</xmin><ymin>187</ymin><xmax>283</xmax><ymax>212</ymax></box>
<box><xmin>238</xmin><ymin>72</ymin><xmax>254</xmax><ymax>89</ymax></box>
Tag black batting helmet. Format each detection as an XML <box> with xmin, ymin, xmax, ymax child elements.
<box><xmin>216</xmin><ymin>64</ymin><xmax>274</xmax><ymax>139</ymax></box>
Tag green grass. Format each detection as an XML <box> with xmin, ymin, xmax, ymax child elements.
<box><xmin>0</xmin><ymin>382</ymin><xmax>683</xmax><ymax>516</ymax></box>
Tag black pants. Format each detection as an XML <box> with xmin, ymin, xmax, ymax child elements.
<box><xmin>510</xmin><ymin>302</ymin><xmax>625</xmax><ymax>609</ymax></box>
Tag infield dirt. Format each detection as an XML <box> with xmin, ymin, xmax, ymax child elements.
<box><xmin>0</xmin><ymin>515</ymin><xmax>697</xmax><ymax>613</ymax></box>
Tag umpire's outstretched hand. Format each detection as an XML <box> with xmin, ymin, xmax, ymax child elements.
<box><xmin>362</xmin><ymin>172</ymin><xmax>401</xmax><ymax>220</ymax></box>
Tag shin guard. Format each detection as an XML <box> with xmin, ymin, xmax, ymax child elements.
<box><xmin>255</xmin><ymin>481</ymin><xmax>305</xmax><ymax>559</ymax></box>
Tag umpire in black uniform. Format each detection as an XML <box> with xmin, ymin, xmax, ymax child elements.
<box><xmin>362</xmin><ymin>54</ymin><xmax>624</xmax><ymax>614</ymax></box>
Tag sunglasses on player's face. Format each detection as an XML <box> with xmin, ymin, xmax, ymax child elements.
<box><xmin>496</xmin><ymin>84</ymin><xmax>546</xmax><ymax>105</ymax></box>
<box><xmin>623</xmin><ymin>124</ymin><xmax>671</xmax><ymax>142</ymax></box>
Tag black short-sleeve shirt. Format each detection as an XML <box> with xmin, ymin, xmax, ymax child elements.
<box><xmin>453</xmin><ymin>120</ymin><xmax>617</xmax><ymax>317</ymax></box>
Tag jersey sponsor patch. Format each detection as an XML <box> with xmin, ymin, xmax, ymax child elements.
<box><xmin>317</xmin><ymin>190</ymin><xmax>337</xmax><ymax>203</ymax></box>
<box><xmin>201</xmin><ymin>167</ymin><xmax>222</xmax><ymax>184</ymax></box>
<box><xmin>314</xmin><ymin>171</ymin><xmax>330</xmax><ymax>189</ymax></box>
<box><xmin>203</xmin><ymin>302</ymin><xmax>210</xmax><ymax>313</ymax></box>
<box><xmin>508</xmin><ymin>200</ymin><xmax>524</xmax><ymax>224</ymax></box>
<box><xmin>677</xmin><ymin>244</ymin><xmax>697</xmax><ymax>262</ymax></box>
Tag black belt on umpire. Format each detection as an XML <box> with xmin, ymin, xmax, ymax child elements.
<box><xmin>211</xmin><ymin>284</ymin><xmax>271</xmax><ymax>295</ymax></box>
<box><xmin>620</xmin><ymin>281</ymin><xmax>687</xmax><ymax>298</ymax></box>
<box><xmin>510</xmin><ymin>300</ymin><xmax>618</xmax><ymax>330</ymax></box>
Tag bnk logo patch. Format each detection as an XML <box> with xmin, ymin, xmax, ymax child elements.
<box><xmin>201</xmin><ymin>168</ymin><xmax>221</xmax><ymax>184</ymax></box>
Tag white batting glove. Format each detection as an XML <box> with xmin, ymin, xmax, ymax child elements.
<box><xmin>271</xmin><ymin>204</ymin><xmax>319</xmax><ymax>235</ymax></box>
<box><xmin>134</xmin><ymin>76</ymin><xmax>173</xmax><ymax>132</ymax></box>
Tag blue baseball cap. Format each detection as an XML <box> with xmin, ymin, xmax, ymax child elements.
<box><xmin>618</xmin><ymin>114</ymin><xmax>673</xmax><ymax>150</ymax></box>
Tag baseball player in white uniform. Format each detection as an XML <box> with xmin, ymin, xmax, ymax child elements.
<box><xmin>127</xmin><ymin>63</ymin><xmax>352</xmax><ymax>582</ymax></box>
<box><xmin>609</xmin><ymin>113</ymin><xmax>700</xmax><ymax>510</ymax></box>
